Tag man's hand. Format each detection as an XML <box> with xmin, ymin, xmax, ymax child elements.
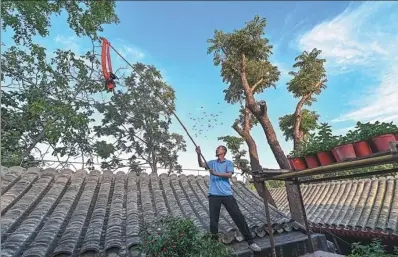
<box><xmin>209</xmin><ymin>169</ymin><xmax>216</xmax><ymax>175</ymax></box>
<box><xmin>195</xmin><ymin>146</ymin><xmax>201</xmax><ymax>155</ymax></box>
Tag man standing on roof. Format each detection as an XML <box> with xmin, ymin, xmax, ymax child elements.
<box><xmin>196</xmin><ymin>145</ymin><xmax>261</xmax><ymax>252</ymax></box>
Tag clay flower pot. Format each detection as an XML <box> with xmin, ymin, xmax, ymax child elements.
<box><xmin>353</xmin><ymin>141</ymin><xmax>372</xmax><ymax>157</ymax></box>
<box><xmin>332</xmin><ymin>144</ymin><xmax>356</xmax><ymax>161</ymax></box>
<box><xmin>395</xmin><ymin>134</ymin><xmax>398</xmax><ymax>141</ymax></box>
<box><xmin>316</xmin><ymin>151</ymin><xmax>335</xmax><ymax>166</ymax></box>
<box><xmin>289</xmin><ymin>158</ymin><xmax>307</xmax><ymax>171</ymax></box>
<box><xmin>304</xmin><ymin>155</ymin><xmax>320</xmax><ymax>169</ymax></box>
<box><xmin>372</xmin><ymin>134</ymin><xmax>396</xmax><ymax>152</ymax></box>
<box><xmin>331</xmin><ymin>148</ymin><xmax>342</xmax><ymax>162</ymax></box>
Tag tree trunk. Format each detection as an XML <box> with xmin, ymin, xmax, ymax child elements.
<box><xmin>293</xmin><ymin>79</ymin><xmax>327</xmax><ymax>150</ymax></box>
<box><xmin>151</xmin><ymin>152</ymin><xmax>158</xmax><ymax>175</ymax></box>
<box><xmin>293</xmin><ymin>94</ymin><xmax>309</xmax><ymax>150</ymax></box>
<box><xmin>240</xmin><ymin>59</ymin><xmax>306</xmax><ymax>225</ymax></box>
<box><xmin>246</xmin><ymin>138</ymin><xmax>276</xmax><ymax>207</ymax></box>
<box><xmin>250</xmin><ymin>100</ymin><xmax>306</xmax><ymax>225</ymax></box>
<box><xmin>233</xmin><ymin>112</ymin><xmax>276</xmax><ymax>207</ymax></box>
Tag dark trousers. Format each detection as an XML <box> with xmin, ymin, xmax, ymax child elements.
<box><xmin>208</xmin><ymin>195</ymin><xmax>254</xmax><ymax>244</ymax></box>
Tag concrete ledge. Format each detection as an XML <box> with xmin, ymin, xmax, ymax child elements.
<box><xmin>230</xmin><ymin>232</ymin><xmax>331</xmax><ymax>257</ymax></box>
<box><xmin>300</xmin><ymin>251</ymin><xmax>345</xmax><ymax>257</ymax></box>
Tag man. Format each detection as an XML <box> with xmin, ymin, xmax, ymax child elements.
<box><xmin>196</xmin><ymin>145</ymin><xmax>261</xmax><ymax>252</ymax></box>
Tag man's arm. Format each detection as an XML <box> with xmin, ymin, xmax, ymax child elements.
<box><xmin>212</xmin><ymin>172</ymin><xmax>233</xmax><ymax>179</ymax></box>
<box><xmin>196</xmin><ymin>146</ymin><xmax>209</xmax><ymax>170</ymax></box>
<box><xmin>197</xmin><ymin>154</ymin><xmax>208</xmax><ymax>169</ymax></box>
<box><xmin>211</xmin><ymin>160</ymin><xmax>234</xmax><ymax>178</ymax></box>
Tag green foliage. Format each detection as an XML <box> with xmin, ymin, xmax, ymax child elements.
<box><xmin>2</xmin><ymin>43</ymin><xmax>101</xmax><ymax>167</ymax></box>
<box><xmin>289</xmin><ymin>144</ymin><xmax>306</xmax><ymax>159</ymax></box>
<box><xmin>236</xmin><ymin>105</ymin><xmax>259</xmax><ymax>128</ymax></box>
<box><xmin>218</xmin><ymin>135</ymin><xmax>250</xmax><ymax>173</ymax></box>
<box><xmin>348</xmin><ymin>239</ymin><xmax>398</xmax><ymax>257</ymax></box>
<box><xmin>139</xmin><ymin>217</ymin><xmax>232</xmax><ymax>257</ymax></box>
<box><xmin>296</xmin><ymin>121</ymin><xmax>398</xmax><ymax>157</ymax></box>
<box><xmin>312</xmin><ymin>123</ymin><xmax>339</xmax><ymax>152</ymax></box>
<box><xmin>207</xmin><ymin>15</ymin><xmax>280</xmax><ymax>103</ymax></box>
<box><xmin>287</xmin><ymin>48</ymin><xmax>327</xmax><ymax>103</ymax></box>
<box><xmin>1</xmin><ymin>1</ymin><xmax>119</xmax><ymax>168</ymax></box>
<box><xmin>301</xmin><ymin>134</ymin><xmax>319</xmax><ymax>156</ymax></box>
<box><xmin>289</xmin><ymin>123</ymin><xmax>338</xmax><ymax>157</ymax></box>
<box><xmin>2</xmin><ymin>1</ymin><xmax>119</xmax><ymax>46</ymax></box>
<box><xmin>350</xmin><ymin>121</ymin><xmax>398</xmax><ymax>142</ymax></box>
<box><xmin>94</xmin><ymin>63</ymin><xmax>186</xmax><ymax>174</ymax></box>
<box><xmin>266</xmin><ymin>180</ymin><xmax>285</xmax><ymax>189</ymax></box>
<box><xmin>335</xmin><ymin>121</ymin><xmax>398</xmax><ymax>147</ymax></box>
<box><xmin>279</xmin><ymin>109</ymin><xmax>319</xmax><ymax>142</ymax></box>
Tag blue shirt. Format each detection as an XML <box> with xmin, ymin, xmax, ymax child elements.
<box><xmin>207</xmin><ymin>159</ymin><xmax>234</xmax><ymax>196</ymax></box>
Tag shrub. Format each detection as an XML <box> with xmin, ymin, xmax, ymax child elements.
<box><xmin>353</xmin><ymin>121</ymin><xmax>398</xmax><ymax>141</ymax></box>
<box><xmin>293</xmin><ymin>123</ymin><xmax>339</xmax><ymax>156</ymax></box>
<box><xmin>139</xmin><ymin>217</ymin><xmax>232</xmax><ymax>257</ymax></box>
<box><xmin>314</xmin><ymin>123</ymin><xmax>339</xmax><ymax>152</ymax></box>
<box><xmin>348</xmin><ymin>239</ymin><xmax>398</xmax><ymax>257</ymax></box>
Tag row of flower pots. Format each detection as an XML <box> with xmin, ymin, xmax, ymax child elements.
<box><xmin>288</xmin><ymin>122</ymin><xmax>398</xmax><ymax>171</ymax></box>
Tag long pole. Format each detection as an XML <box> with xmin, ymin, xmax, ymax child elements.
<box><xmin>295</xmin><ymin>179</ymin><xmax>314</xmax><ymax>253</ymax></box>
<box><xmin>107</xmin><ymin>43</ymin><xmax>209</xmax><ymax>168</ymax></box>
<box><xmin>260</xmin><ymin>182</ymin><xmax>276</xmax><ymax>257</ymax></box>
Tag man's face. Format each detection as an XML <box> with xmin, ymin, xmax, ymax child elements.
<box><xmin>216</xmin><ymin>146</ymin><xmax>225</xmax><ymax>156</ymax></box>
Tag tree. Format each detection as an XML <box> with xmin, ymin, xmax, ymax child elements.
<box><xmin>208</xmin><ymin>15</ymin><xmax>305</xmax><ymax>223</ymax></box>
<box><xmin>219</xmin><ymin>105</ymin><xmax>276</xmax><ymax>206</ymax></box>
<box><xmin>279</xmin><ymin>109</ymin><xmax>319</xmax><ymax>143</ymax></box>
<box><xmin>93</xmin><ymin>63</ymin><xmax>187</xmax><ymax>175</ymax></box>
<box><xmin>1</xmin><ymin>1</ymin><xmax>119</xmax><ymax>169</ymax></box>
<box><xmin>217</xmin><ymin>135</ymin><xmax>250</xmax><ymax>174</ymax></box>
<box><xmin>286</xmin><ymin>48</ymin><xmax>327</xmax><ymax>150</ymax></box>
<box><xmin>1</xmin><ymin>1</ymin><xmax>119</xmax><ymax>46</ymax></box>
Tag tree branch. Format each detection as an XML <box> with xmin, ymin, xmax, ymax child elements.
<box><xmin>240</xmin><ymin>53</ymin><xmax>251</xmax><ymax>93</ymax></box>
<box><xmin>22</xmin><ymin>130</ymin><xmax>46</xmax><ymax>159</ymax></box>
<box><xmin>293</xmin><ymin>78</ymin><xmax>327</xmax><ymax>149</ymax></box>
<box><xmin>314</xmin><ymin>78</ymin><xmax>327</xmax><ymax>90</ymax></box>
<box><xmin>232</xmin><ymin>122</ymin><xmax>245</xmax><ymax>138</ymax></box>
<box><xmin>251</xmin><ymin>78</ymin><xmax>264</xmax><ymax>93</ymax></box>
<box><xmin>243</xmin><ymin>105</ymin><xmax>250</xmax><ymax>133</ymax></box>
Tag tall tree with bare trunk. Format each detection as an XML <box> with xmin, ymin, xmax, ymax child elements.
<box><xmin>207</xmin><ymin>15</ymin><xmax>305</xmax><ymax>222</ymax></box>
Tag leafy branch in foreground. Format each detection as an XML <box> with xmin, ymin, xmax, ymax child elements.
<box><xmin>139</xmin><ymin>217</ymin><xmax>232</xmax><ymax>257</ymax></box>
<box><xmin>348</xmin><ymin>239</ymin><xmax>398</xmax><ymax>257</ymax></box>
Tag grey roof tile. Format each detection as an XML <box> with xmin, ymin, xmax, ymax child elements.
<box><xmin>1</xmin><ymin>167</ymin><xmax>298</xmax><ymax>257</ymax></box>
<box><xmin>269</xmin><ymin>176</ymin><xmax>398</xmax><ymax>236</ymax></box>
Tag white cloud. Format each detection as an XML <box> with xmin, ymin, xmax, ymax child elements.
<box><xmin>113</xmin><ymin>38</ymin><xmax>145</xmax><ymax>62</ymax></box>
<box><xmin>298</xmin><ymin>2</ymin><xmax>397</xmax><ymax>73</ymax></box>
<box><xmin>54</xmin><ymin>35</ymin><xmax>81</xmax><ymax>55</ymax></box>
<box><xmin>333</xmin><ymin>66</ymin><xmax>398</xmax><ymax>123</ymax></box>
<box><xmin>297</xmin><ymin>2</ymin><xmax>398</xmax><ymax>124</ymax></box>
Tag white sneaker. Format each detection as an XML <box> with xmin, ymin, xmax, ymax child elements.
<box><xmin>249</xmin><ymin>243</ymin><xmax>261</xmax><ymax>252</ymax></box>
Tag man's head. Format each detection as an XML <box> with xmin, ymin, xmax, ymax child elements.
<box><xmin>216</xmin><ymin>145</ymin><xmax>227</xmax><ymax>158</ymax></box>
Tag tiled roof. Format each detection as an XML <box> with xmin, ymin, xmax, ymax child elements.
<box><xmin>269</xmin><ymin>176</ymin><xmax>398</xmax><ymax>238</ymax></box>
<box><xmin>1</xmin><ymin>166</ymin><xmax>299</xmax><ymax>257</ymax></box>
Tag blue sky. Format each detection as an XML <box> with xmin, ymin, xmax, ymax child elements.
<box><xmin>4</xmin><ymin>1</ymin><xmax>398</xmax><ymax>172</ymax></box>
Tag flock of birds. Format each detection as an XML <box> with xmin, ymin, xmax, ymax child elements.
<box><xmin>188</xmin><ymin>104</ymin><xmax>225</xmax><ymax>138</ymax></box>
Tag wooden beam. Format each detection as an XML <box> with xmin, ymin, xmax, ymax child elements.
<box><xmin>256</xmin><ymin>151</ymin><xmax>398</xmax><ymax>181</ymax></box>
